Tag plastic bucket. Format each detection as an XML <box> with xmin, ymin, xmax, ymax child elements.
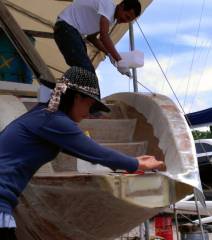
<box><xmin>119</xmin><ymin>50</ymin><xmax>144</xmax><ymax>68</ymax></box>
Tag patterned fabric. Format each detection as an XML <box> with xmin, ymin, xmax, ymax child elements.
<box><xmin>47</xmin><ymin>80</ymin><xmax>68</xmax><ymax>112</ymax></box>
<box><xmin>47</xmin><ymin>66</ymin><xmax>102</xmax><ymax>112</ymax></box>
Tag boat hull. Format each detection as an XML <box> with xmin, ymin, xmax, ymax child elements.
<box><xmin>15</xmin><ymin>173</ymin><xmax>174</xmax><ymax>240</ymax></box>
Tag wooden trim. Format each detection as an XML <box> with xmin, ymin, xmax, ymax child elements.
<box><xmin>24</xmin><ymin>30</ymin><xmax>54</xmax><ymax>39</ymax></box>
<box><xmin>0</xmin><ymin>81</ymin><xmax>38</xmax><ymax>97</ymax></box>
<box><xmin>3</xmin><ymin>0</ymin><xmax>53</xmax><ymax>28</ymax></box>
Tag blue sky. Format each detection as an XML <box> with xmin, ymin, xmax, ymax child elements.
<box><xmin>97</xmin><ymin>0</ymin><xmax>212</xmax><ymax>114</ymax></box>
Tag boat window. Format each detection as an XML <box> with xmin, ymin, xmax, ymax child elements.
<box><xmin>195</xmin><ymin>142</ymin><xmax>212</xmax><ymax>153</ymax></box>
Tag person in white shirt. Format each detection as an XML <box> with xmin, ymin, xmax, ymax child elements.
<box><xmin>54</xmin><ymin>0</ymin><xmax>141</xmax><ymax>77</ymax></box>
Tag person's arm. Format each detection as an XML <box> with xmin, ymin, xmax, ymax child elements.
<box><xmin>99</xmin><ymin>15</ymin><xmax>121</xmax><ymax>62</ymax></box>
<box><xmin>86</xmin><ymin>33</ymin><xmax>117</xmax><ymax>68</ymax></box>
<box><xmin>86</xmin><ymin>33</ymin><xmax>108</xmax><ymax>54</ymax></box>
<box><xmin>38</xmin><ymin>115</ymin><xmax>164</xmax><ymax>172</ymax></box>
<box><xmin>98</xmin><ymin>16</ymin><xmax>132</xmax><ymax>77</ymax></box>
<box><xmin>38</xmin><ymin>116</ymin><xmax>138</xmax><ymax>172</ymax></box>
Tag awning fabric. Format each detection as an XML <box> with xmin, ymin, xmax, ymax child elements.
<box><xmin>2</xmin><ymin>0</ymin><xmax>153</xmax><ymax>78</ymax></box>
<box><xmin>185</xmin><ymin>108</ymin><xmax>212</xmax><ymax>127</ymax></box>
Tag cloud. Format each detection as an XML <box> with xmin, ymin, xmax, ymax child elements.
<box><xmin>98</xmin><ymin>1</ymin><xmax>212</xmax><ymax>113</ymax></box>
<box><xmin>134</xmin><ymin>17</ymin><xmax>212</xmax><ymax>42</ymax></box>
<box><xmin>172</xmin><ymin>34</ymin><xmax>211</xmax><ymax>48</ymax></box>
<box><xmin>137</xmin><ymin>53</ymin><xmax>212</xmax><ymax>93</ymax></box>
<box><xmin>95</xmin><ymin>69</ymin><xmax>103</xmax><ymax>82</ymax></box>
<box><xmin>98</xmin><ymin>52</ymin><xmax>211</xmax><ymax>112</ymax></box>
<box><xmin>133</xmin><ymin>48</ymin><xmax>212</xmax><ymax>113</ymax></box>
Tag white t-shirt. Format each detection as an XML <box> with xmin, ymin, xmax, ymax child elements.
<box><xmin>58</xmin><ymin>0</ymin><xmax>116</xmax><ymax>35</ymax></box>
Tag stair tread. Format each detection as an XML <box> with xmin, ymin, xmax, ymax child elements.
<box><xmin>79</xmin><ymin>119</ymin><xmax>137</xmax><ymax>143</ymax></box>
<box><xmin>81</xmin><ymin>119</ymin><xmax>135</xmax><ymax>122</ymax></box>
<box><xmin>102</xmin><ymin>141</ymin><xmax>146</xmax><ymax>146</ymax></box>
<box><xmin>52</xmin><ymin>141</ymin><xmax>148</xmax><ymax>172</ymax></box>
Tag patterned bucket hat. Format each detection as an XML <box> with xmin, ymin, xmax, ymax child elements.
<box><xmin>47</xmin><ymin>66</ymin><xmax>110</xmax><ymax>113</ymax></box>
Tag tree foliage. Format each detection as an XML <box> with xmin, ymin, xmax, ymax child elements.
<box><xmin>192</xmin><ymin>126</ymin><xmax>212</xmax><ymax>140</ymax></box>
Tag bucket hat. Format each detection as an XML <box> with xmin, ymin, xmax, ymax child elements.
<box><xmin>47</xmin><ymin>66</ymin><xmax>110</xmax><ymax>113</ymax></box>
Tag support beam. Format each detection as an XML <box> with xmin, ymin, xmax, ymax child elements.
<box><xmin>0</xmin><ymin>81</ymin><xmax>38</xmax><ymax>97</ymax></box>
<box><xmin>24</xmin><ymin>30</ymin><xmax>54</xmax><ymax>39</ymax></box>
<box><xmin>0</xmin><ymin>0</ymin><xmax>55</xmax><ymax>83</ymax></box>
<box><xmin>3</xmin><ymin>0</ymin><xmax>53</xmax><ymax>28</ymax></box>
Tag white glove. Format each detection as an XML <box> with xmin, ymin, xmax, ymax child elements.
<box><xmin>117</xmin><ymin>66</ymin><xmax>132</xmax><ymax>78</ymax></box>
<box><xmin>117</xmin><ymin>59</ymin><xmax>132</xmax><ymax>78</ymax></box>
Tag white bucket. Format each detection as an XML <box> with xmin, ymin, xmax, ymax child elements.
<box><xmin>119</xmin><ymin>50</ymin><xmax>144</xmax><ymax>68</ymax></box>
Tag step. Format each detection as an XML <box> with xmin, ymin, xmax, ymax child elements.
<box><xmin>35</xmin><ymin>163</ymin><xmax>54</xmax><ymax>176</ymax></box>
<box><xmin>52</xmin><ymin>141</ymin><xmax>147</xmax><ymax>172</ymax></box>
<box><xmin>103</xmin><ymin>141</ymin><xmax>147</xmax><ymax>157</ymax></box>
<box><xmin>88</xmin><ymin>103</ymin><xmax>127</xmax><ymax>119</ymax></box>
<box><xmin>0</xmin><ymin>95</ymin><xmax>27</xmax><ymax>131</ymax></box>
<box><xmin>79</xmin><ymin>119</ymin><xmax>137</xmax><ymax>143</ymax></box>
<box><xmin>52</xmin><ymin>153</ymin><xmax>77</xmax><ymax>172</ymax></box>
<box><xmin>20</xmin><ymin>97</ymin><xmax>38</xmax><ymax>110</ymax></box>
<box><xmin>77</xmin><ymin>141</ymin><xmax>148</xmax><ymax>174</ymax></box>
<box><xmin>103</xmin><ymin>104</ymin><xmax>125</xmax><ymax>119</ymax></box>
<box><xmin>0</xmin><ymin>81</ymin><xmax>38</xmax><ymax>97</ymax></box>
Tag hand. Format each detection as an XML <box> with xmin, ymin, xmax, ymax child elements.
<box><xmin>136</xmin><ymin>155</ymin><xmax>165</xmax><ymax>171</ymax></box>
<box><xmin>117</xmin><ymin>66</ymin><xmax>132</xmax><ymax>78</ymax></box>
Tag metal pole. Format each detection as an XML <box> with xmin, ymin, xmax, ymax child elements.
<box><xmin>139</xmin><ymin>223</ymin><xmax>144</xmax><ymax>239</ymax></box>
<box><xmin>173</xmin><ymin>204</ymin><xmax>180</xmax><ymax>240</ymax></box>
<box><xmin>144</xmin><ymin>220</ymin><xmax>150</xmax><ymax>240</ymax></box>
<box><xmin>129</xmin><ymin>23</ymin><xmax>138</xmax><ymax>92</ymax></box>
<box><xmin>194</xmin><ymin>190</ymin><xmax>205</xmax><ymax>240</ymax></box>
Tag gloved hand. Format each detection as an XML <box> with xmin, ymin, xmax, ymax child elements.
<box><xmin>117</xmin><ymin>66</ymin><xmax>132</xmax><ymax>78</ymax></box>
<box><xmin>117</xmin><ymin>59</ymin><xmax>132</xmax><ymax>78</ymax></box>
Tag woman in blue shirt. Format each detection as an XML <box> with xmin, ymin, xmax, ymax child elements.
<box><xmin>0</xmin><ymin>66</ymin><xmax>163</xmax><ymax>239</ymax></box>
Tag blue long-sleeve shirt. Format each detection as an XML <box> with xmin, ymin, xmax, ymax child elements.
<box><xmin>0</xmin><ymin>103</ymin><xmax>138</xmax><ymax>214</ymax></box>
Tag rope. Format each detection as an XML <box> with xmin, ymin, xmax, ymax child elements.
<box><xmin>183</xmin><ymin>0</ymin><xmax>206</xmax><ymax>108</ymax></box>
<box><xmin>161</xmin><ymin>0</ymin><xmax>185</xmax><ymax>94</ymax></box>
<box><xmin>136</xmin><ymin>79</ymin><xmax>155</xmax><ymax>95</ymax></box>
<box><xmin>135</xmin><ymin>20</ymin><xmax>186</xmax><ymax>114</ymax></box>
<box><xmin>188</xmin><ymin>40</ymin><xmax>212</xmax><ymax>113</ymax></box>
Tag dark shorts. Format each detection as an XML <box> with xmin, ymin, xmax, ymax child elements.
<box><xmin>0</xmin><ymin>228</ymin><xmax>17</xmax><ymax>240</ymax></box>
<box><xmin>54</xmin><ymin>21</ymin><xmax>95</xmax><ymax>73</ymax></box>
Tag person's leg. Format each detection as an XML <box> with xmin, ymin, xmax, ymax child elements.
<box><xmin>54</xmin><ymin>21</ymin><xmax>95</xmax><ymax>73</ymax></box>
<box><xmin>0</xmin><ymin>228</ymin><xmax>17</xmax><ymax>240</ymax></box>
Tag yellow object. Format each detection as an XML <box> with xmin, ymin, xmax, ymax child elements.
<box><xmin>150</xmin><ymin>236</ymin><xmax>165</xmax><ymax>240</ymax></box>
<box><xmin>84</xmin><ymin>130</ymin><xmax>91</xmax><ymax>138</ymax></box>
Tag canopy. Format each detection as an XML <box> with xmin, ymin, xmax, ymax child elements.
<box><xmin>2</xmin><ymin>0</ymin><xmax>153</xmax><ymax>79</ymax></box>
<box><xmin>185</xmin><ymin>108</ymin><xmax>212</xmax><ymax>127</ymax></box>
